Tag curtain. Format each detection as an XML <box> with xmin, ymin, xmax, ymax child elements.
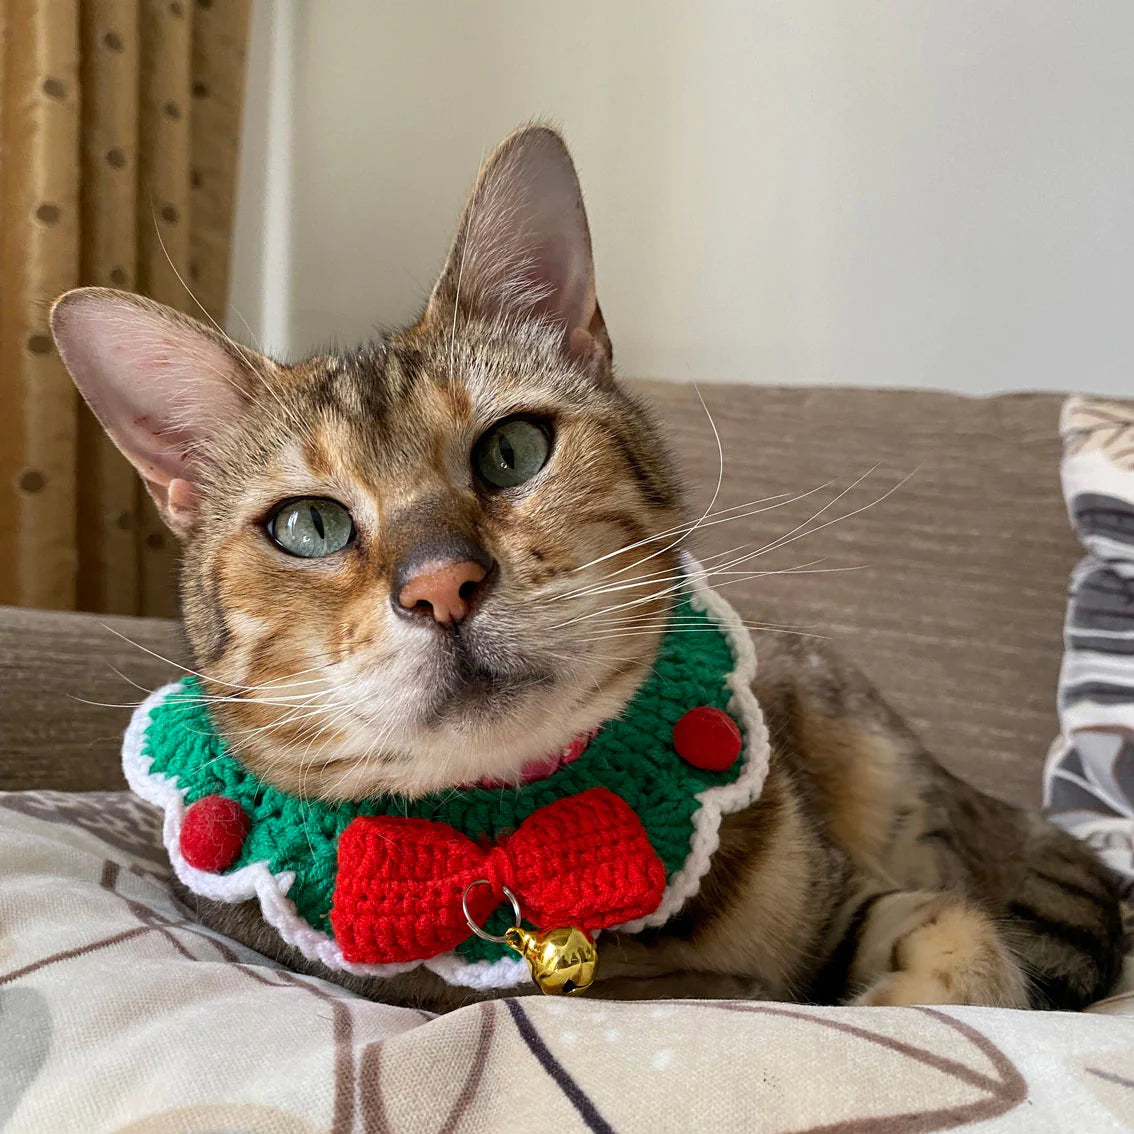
<box><xmin>0</xmin><ymin>0</ymin><xmax>252</xmax><ymax>617</ymax></box>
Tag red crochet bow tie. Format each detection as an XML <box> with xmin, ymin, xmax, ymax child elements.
<box><xmin>331</xmin><ymin>787</ymin><xmax>667</xmax><ymax>965</ymax></box>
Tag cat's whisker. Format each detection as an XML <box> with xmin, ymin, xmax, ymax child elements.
<box><xmin>181</xmin><ymin>672</ymin><xmax>342</xmax><ymax>703</ymax></box>
<box><xmin>590</xmin><ymin>625</ymin><xmax>824</xmax><ymax>640</ymax></box>
<box><xmin>548</xmin><ymin>559</ymin><xmax>834</xmax><ymax>632</ymax></box>
<box><xmin>97</xmin><ymin>624</ymin><xmax>347</xmax><ymax>696</ymax></box>
<box><xmin>106</xmin><ymin>664</ymin><xmax>163</xmax><ymax>697</ymax></box>
<box><xmin>233</xmin><ymin>704</ymin><xmax>340</xmax><ymax>742</ymax></box>
<box><xmin>559</xmin><ymin>492</ymin><xmax>798</xmax><ymax>579</ymax></box>
<box><xmin>258</xmin><ymin>687</ymin><xmax>379</xmax><ymax>734</ymax></box>
<box><xmin>547</xmin><ymin>478</ymin><xmax>839</xmax><ymax>607</ymax></box>
<box><xmin>221</xmin><ymin>680</ymin><xmax>380</xmax><ymax>741</ymax></box>
<box><xmin>549</xmin><ymin>468</ymin><xmax>903</xmax><ymax>630</ymax></box>
<box><xmin>555</xmin><ymin>483</ymin><xmax>828</xmax><ymax>592</ymax></box>
<box><xmin>586</xmin><ymin>624</ymin><xmax>831</xmax><ymax>642</ymax></box>
<box><xmin>610</xmin><ymin>383</ymin><xmax>725</xmax><ymax>581</ymax></box>
<box><xmin>68</xmin><ymin>695</ymin><xmax>150</xmax><ymax>710</ymax></box>
<box><xmin>283</xmin><ymin>683</ymin><xmax>412</xmax><ymax>756</ymax></box>
<box><xmin>557</xmin><ymin>464</ymin><xmax>886</xmax><ymax>605</ymax></box>
<box><xmin>701</xmin><ymin>470</ymin><xmax>913</xmax><ymax>578</ymax></box>
<box><xmin>575</xmin><ymin>541</ymin><xmax>862</xmax><ymax>604</ymax></box>
<box><xmin>585</xmin><ymin>611</ymin><xmax>823</xmax><ymax>634</ymax></box>
<box><xmin>226</xmin><ymin>302</ymin><xmax>266</xmax><ymax>356</ymax></box>
<box><xmin>552</xmin><ymin>540</ymin><xmax>751</xmax><ymax>604</ymax></box>
<box><xmin>577</xmin><ymin>604</ymin><xmax>827</xmax><ymax>639</ymax></box>
<box><xmin>560</xmin><ymin>552</ymin><xmax>821</xmax><ymax>603</ymax></box>
<box><xmin>98</xmin><ymin>624</ymin><xmax>230</xmax><ymax>687</ymax></box>
<box><xmin>186</xmin><ymin>695</ymin><xmax>327</xmax><ymax>710</ymax></box>
<box><xmin>149</xmin><ymin>684</ymin><xmax>337</xmax><ymax>720</ymax></box>
<box><xmin>183</xmin><ymin>681</ymin><xmax>339</xmax><ymax>707</ymax></box>
<box><xmin>584</xmin><ymin>607</ymin><xmax>821</xmax><ymax>630</ymax></box>
<box><xmin>552</xmin><ymin>386</ymin><xmax>720</xmax><ymax>587</ymax></box>
<box><xmin>674</xmin><ymin>467</ymin><xmax>878</xmax><ymax>593</ymax></box>
<box><xmin>558</xmin><ymin>568</ymin><xmax>822</xmax><ymax>640</ymax></box>
<box><xmin>149</xmin><ymin>199</ymin><xmax>304</xmax><ymax>437</ymax></box>
<box><xmin>96</xmin><ymin>623</ymin><xmax>401</xmax><ymax>716</ymax></box>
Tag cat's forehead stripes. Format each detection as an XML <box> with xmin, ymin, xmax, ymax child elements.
<box><xmin>220</xmin><ymin>332</ymin><xmax>578</xmax><ymax>493</ymax></box>
<box><xmin>197</xmin><ymin>320</ymin><xmax>681</xmax><ymax>600</ymax></box>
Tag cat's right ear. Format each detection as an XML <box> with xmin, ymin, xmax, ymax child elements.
<box><xmin>424</xmin><ymin>125</ymin><xmax>611</xmax><ymax>376</ymax></box>
<box><xmin>50</xmin><ymin>287</ymin><xmax>270</xmax><ymax>536</ymax></box>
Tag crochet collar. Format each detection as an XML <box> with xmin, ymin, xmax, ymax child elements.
<box><xmin>123</xmin><ymin>560</ymin><xmax>770</xmax><ymax>991</ymax></box>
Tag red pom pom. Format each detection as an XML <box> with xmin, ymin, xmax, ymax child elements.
<box><xmin>673</xmin><ymin>706</ymin><xmax>742</xmax><ymax>772</ymax></box>
<box><xmin>180</xmin><ymin>794</ymin><xmax>249</xmax><ymax>872</ymax></box>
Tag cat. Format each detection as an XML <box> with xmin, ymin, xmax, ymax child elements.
<box><xmin>51</xmin><ymin>125</ymin><xmax>1123</xmax><ymax>1013</ymax></box>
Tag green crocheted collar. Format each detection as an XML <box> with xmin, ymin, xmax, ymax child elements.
<box><xmin>124</xmin><ymin>570</ymin><xmax>769</xmax><ymax>989</ymax></box>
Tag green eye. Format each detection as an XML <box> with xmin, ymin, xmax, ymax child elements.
<box><xmin>268</xmin><ymin>498</ymin><xmax>354</xmax><ymax>558</ymax></box>
<box><xmin>473</xmin><ymin>418</ymin><xmax>552</xmax><ymax>489</ymax></box>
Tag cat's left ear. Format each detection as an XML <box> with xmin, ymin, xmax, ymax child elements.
<box><xmin>50</xmin><ymin>287</ymin><xmax>273</xmax><ymax>536</ymax></box>
<box><xmin>426</xmin><ymin>124</ymin><xmax>611</xmax><ymax>374</ymax></box>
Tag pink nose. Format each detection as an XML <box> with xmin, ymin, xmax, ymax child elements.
<box><xmin>397</xmin><ymin>559</ymin><xmax>489</xmax><ymax>624</ymax></box>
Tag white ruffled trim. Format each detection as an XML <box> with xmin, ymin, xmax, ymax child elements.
<box><xmin>612</xmin><ymin>553</ymin><xmax>770</xmax><ymax>933</ymax></box>
<box><xmin>123</xmin><ymin>556</ymin><xmax>770</xmax><ymax>989</ymax></box>
<box><xmin>123</xmin><ymin>683</ymin><xmax>527</xmax><ymax>990</ymax></box>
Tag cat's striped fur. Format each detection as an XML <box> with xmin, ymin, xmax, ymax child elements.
<box><xmin>53</xmin><ymin>125</ymin><xmax>1124</xmax><ymax>1013</ymax></box>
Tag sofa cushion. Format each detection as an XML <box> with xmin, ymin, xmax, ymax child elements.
<box><xmin>641</xmin><ymin>382</ymin><xmax>1076</xmax><ymax>806</ymax></box>
<box><xmin>1044</xmin><ymin>396</ymin><xmax>1134</xmax><ymax>894</ymax></box>
<box><xmin>1</xmin><ymin>384</ymin><xmax>1077</xmax><ymax>807</ymax></box>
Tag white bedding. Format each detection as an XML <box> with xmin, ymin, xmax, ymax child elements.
<box><xmin>1</xmin><ymin>790</ymin><xmax>1132</xmax><ymax>1133</ymax></box>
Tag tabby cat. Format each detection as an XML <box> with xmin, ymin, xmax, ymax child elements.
<box><xmin>51</xmin><ymin>125</ymin><xmax>1122</xmax><ymax>1013</ymax></box>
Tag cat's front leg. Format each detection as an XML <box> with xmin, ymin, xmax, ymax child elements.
<box><xmin>847</xmin><ymin>890</ymin><xmax>1029</xmax><ymax>1008</ymax></box>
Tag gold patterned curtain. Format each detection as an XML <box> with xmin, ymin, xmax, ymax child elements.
<box><xmin>0</xmin><ymin>0</ymin><xmax>252</xmax><ymax>617</ymax></box>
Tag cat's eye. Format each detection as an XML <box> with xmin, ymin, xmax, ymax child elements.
<box><xmin>267</xmin><ymin>498</ymin><xmax>355</xmax><ymax>558</ymax></box>
<box><xmin>473</xmin><ymin>418</ymin><xmax>552</xmax><ymax>489</ymax></box>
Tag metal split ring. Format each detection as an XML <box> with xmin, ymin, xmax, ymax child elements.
<box><xmin>462</xmin><ymin>879</ymin><xmax>521</xmax><ymax>943</ymax></box>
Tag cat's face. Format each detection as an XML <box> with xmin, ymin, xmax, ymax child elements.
<box><xmin>176</xmin><ymin>319</ymin><xmax>680</xmax><ymax>798</ymax></box>
<box><xmin>52</xmin><ymin>126</ymin><xmax>684</xmax><ymax>798</ymax></box>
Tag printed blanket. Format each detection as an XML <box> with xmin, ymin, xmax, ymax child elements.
<box><xmin>2</xmin><ymin>790</ymin><xmax>1132</xmax><ymax>1133</ymax></box>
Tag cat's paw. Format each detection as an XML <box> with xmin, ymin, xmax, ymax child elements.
<box><xmin>851</xmin><ymin>962</ymin><xmax>1028</xmax><ymax>1008</ymax></box>
<box><xmin>851</xmin><ymin>894</ymin><xmax>1029</xmax><ymax>1008</ymax></box>
<box><xmin>852</xmin><ymin>971</ymin><xmax>964</xmax><ymax>1007</ymax></box>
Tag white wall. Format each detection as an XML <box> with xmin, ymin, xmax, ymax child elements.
<box><xmin>229</xmin><ymin>1</ymin><xmax>1134</xmax><ymax>396</ymax></box>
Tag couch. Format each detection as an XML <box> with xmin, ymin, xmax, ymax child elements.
<box><xmin>2</xmin><ymin>384</ymin><xmax>1131</xmax><ymax>1132</ymax></box>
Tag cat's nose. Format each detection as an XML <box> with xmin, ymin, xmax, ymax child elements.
<box><xmin>395</xmin><ymin>552</ymin><xmax>492</xmax><ymax>625</ymax></box>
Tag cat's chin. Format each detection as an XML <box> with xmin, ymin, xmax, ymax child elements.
<box><xmin>231</xmin><ymin>666</ymin><xmax>633</xmax><ymax>801</ymax></box>
<box><xmin>223</xmin><ymin>610</ymin><xmax>664</xmax><ymax>801</ymax></box>
<box><xmin>419</xmin><ymin>656</ymin><xmax>555</xmax><ymax>728</ymax></box>
<box><xmin>391</xmin><ymin>616</ymin><xmax>569</xmax><ymax>735</ymax></box>
<box><xmin>289</xmin><ymin>650</ymin><xmax>648</xmax><ymax>801</ymax></box>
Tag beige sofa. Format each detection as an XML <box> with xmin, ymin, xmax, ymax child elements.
<box><xmin>4</xmin><ymin>384</ymin><xmax>1132</xmax><ymax>1133</ymax></box>
<box><xmin>0</xmin><ymin>382</ymin><xmax>1078</xmax><ymax>802</ymax></box>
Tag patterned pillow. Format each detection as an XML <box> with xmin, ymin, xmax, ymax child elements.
<box><xmin>1044</xmin><ymin>396</ymin><xmax>1134</xmax><ymax>900</ymax></box>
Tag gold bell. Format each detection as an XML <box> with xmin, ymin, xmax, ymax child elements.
<box><xmin>462</xmin><ymin>880</ymin><xmax>599</xmax><ymax>996</ymax></box>
<box><xmin>504</xmin><ymin>925</ymin><xmax>598</xmax><ymax>996</ymax></box>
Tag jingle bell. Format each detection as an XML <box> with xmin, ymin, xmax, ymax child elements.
<box><xmin>505</xmin><ymin>925</ymin><xmax>598</xmax><ymax>995</ymax></box>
